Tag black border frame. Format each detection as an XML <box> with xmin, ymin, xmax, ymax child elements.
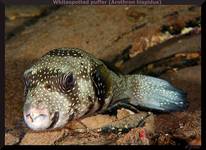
<box><xmin>0</xmin><ymin>0</ymin><xmax>5</xmax><ymax>148</ymax></box>
<box><xmin>1</xmin><ymin>1</ymin><xmax>205</xmax><ymax>149</ymax></box>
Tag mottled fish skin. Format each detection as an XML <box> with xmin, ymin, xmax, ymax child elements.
<box><xmin>23</xmin><ymin>48</ymin><xmax>188</xmax><ymax>131</ymax></box>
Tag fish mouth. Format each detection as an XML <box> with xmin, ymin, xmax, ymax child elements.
<box><xmin>47</xmin><ymin>112</ymin><xmax>59</xmax><ymax>130</ymax></box>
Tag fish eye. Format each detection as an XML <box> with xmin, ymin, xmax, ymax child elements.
<box><xmin>61</xmin><ymin>73</ymin><xmax>75</xmax><ymax>91</ymax></box>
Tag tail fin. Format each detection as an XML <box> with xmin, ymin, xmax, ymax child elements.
<box><xmin>126</xmin><ymin>75</ymin><xmax>188</xmax><ymax>112</ymax></box>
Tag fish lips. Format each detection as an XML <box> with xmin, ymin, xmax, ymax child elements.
<box><xmin>23</xmin><ymin>104</ymin><xmax>60</xmax><ymax>131</ymax></box>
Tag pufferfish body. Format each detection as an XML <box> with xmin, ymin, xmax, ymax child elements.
<box><xmin>23</xmin><ymin>48</ymin><xmax>188</xmax><ymax>131</ymax></box>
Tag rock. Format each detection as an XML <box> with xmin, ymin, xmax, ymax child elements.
<box><xmin>155</xmin><ymin>111</ymin><xmax>201</xmax><ymax>145</ymax></box>
<box><xmin>5</xmin><ymin>5</ymin><xmax>50</xmax><ymax>38</ymax></box>
<box><xmin>67</xmin><ymin>114</ymin><xmax>116</xmax><ymax>130</ymax></box>
<box><xmin>6</xmin><ymin>6</ymin><xmax>200</xmax><ymax>61</ymax></box>
<box><xmin>116</xmin><ymin>108</ymin><xmax>135</xmax><ymax>120</ymax></box>
<box><xmin>143</xmin><ymin>112</ymin><xmax>155</xmax><ymax>135</ymax></box>
<box><xmin>5</xmin><ymin>133</ymin><xmax>20</xmax><ymax>145</ymax></box>
<box><xmin>81</xmin><ymin>115</ymin><xmax>116</xmax><ymax>129</ymax></box>
<box><xmin>126</xmin><ymin>8</ymin><xmax>146</xmax><ymax>21</ymax></box>
<box><xmin>67</xmin><ymin>108</ymin><xmax>141</xmax><ymax>130</ymax></box>
<box><xmin>115</xmin><ymin>112</ymin><xmax>154</xmax><ymax>145</ymax></box>
<box><xmin>116</xmin><ymin>128</ymin><xmax>149</xmax><ymax>145</ymax></box>
<box><xmin>121</xmin><ymin>33</ymin><xmax>200</xmax><ymax>74</ymax></box>
<box><xmin>6</xmin><ymin>5</ymin><xmax>48</xmax><ymax>20</ymax></box>
<box><xmin>156</xmin><ymin>133</ymin><xmax>175</xmax><ymax>145</ymax></box>
<box><xmin>58</xmin><ymin>132</ymin><xmax>117</xmax><ymax>145</ymax></box>
<box><xmin>173</xmin><ymin>111</ymin><xmax>201</xmax><ymax>141</ymax></box>
<box><xmin>20</xmin><ymin>129</ymin><xmax>67</xmax><ymax>145</ymax></box>
<box><xmin>61</xmin><ymin>110</ymin><xmax>155</xmax><ymax>145</ymax></box>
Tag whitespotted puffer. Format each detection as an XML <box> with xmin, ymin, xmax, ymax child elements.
<box><xmin>23</xmin><ymin>48</ymin><xmax>188</xmax><ymax>131</ymax></box>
